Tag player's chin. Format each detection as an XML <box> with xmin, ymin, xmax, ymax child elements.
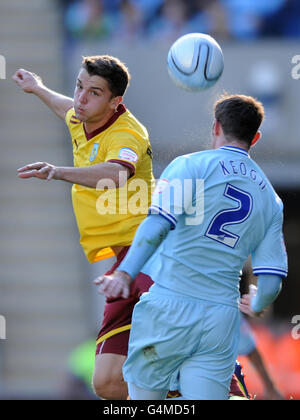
<box><xmin>75</xmin><ymin>113</ymin><xmax>86</xmax><ymax>122</ymax></box>
<box><xmin>74</xmin><ymin>109</ymin><xmax>87</xmax><ymax>121</ymax></box>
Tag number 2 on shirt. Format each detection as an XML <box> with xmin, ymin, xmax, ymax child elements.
<box><xmin>205</xmin><ymin>184</ymin><xmax>253</xmax><ymax>248</ymax></box>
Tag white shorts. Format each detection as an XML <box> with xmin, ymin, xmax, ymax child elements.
<box><xmin>123</xmin><ymin>284</ymin><xmax>240</xmax><ymax>400</ymax></box>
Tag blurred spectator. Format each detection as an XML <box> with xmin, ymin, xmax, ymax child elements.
<box><xmin>261</xmin><ymin>0</ymin><xmax>300</xmax><ymax>38</ymax></box>
<box><xmin>133</xmin><ymin>0</ymin><xmax>163</xmax><ymax>35</ymax></box>
<box><xmin>220</xmin><ymin>0</ymin><xmax>286</xmax><ymax>39</ymax></box>
<box><xmin>133</xmin><ymin>0</ymin><xmax>163</xmax><ymax>20</ymax></box>
<box><xmin>59</xmin><ymin>0</ymin><xmax>300</xmax><ymax>44</ymax></box>
<box><xmin>64</xmin><ymin>0</ymin><xmax>113</xmax><ymax>42</ymax></box>
<box><xmin>102</xmin><ymin>0</ymin><xmax>122</xmax><ymax>14</ymax></box>
<box><xmin>112</xmin><ymin>0</ymin><xmax>145</xmax><ymax>42</ymax></box>
<box><xmin>146</xmin><ymin>0</ymin><xmax>190</xmax><ymax>42</ymax></box>
<box><xmin>145</xmin><ymin>0</ymin><xmax>228</xmax><ymax>43</ymax></box>
<box><xmin>185</xmin><ymin>0</ymin><xmax>230</xmax><ymax>40</ymax></box>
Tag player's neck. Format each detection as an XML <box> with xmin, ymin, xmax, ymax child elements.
<box><xmin>215</xmin><ymin>137</ymin><xmax>249</xmax><ymax>152</ymax></box>
<box><xmin>84</xmin><ymin>109</ymin><xmax>115</xmax><ymax>134</ymax></box>
<box><xmin>223</xmin><ymin>141</ymin><xmax>249</xmax><ymax>152</ymax></box>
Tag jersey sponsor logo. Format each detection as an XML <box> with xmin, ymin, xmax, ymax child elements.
<box><xmin>89</xmin><ymin>143</ymin><xmax>99</xmax><ymax>162</ymax></box>
<box><xmin>118</xmin><ymin>147</ymin><xmax>138</xmax><ymax>163</ymax></box>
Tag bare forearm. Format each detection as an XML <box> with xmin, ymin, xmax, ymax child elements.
<box><xmin>33</xmin><ymin>85</ymin><xmax>73</xmax><ymax>120</ymax></box>
<box><xmin>57</xmin><ymin>163</ymin><xmax>130</xmax><ymax>188</ymax></box>
<box><xmin>13</xmin><ymin>68</ymin><xmax>73</xmax><ymax>119</ymax></box>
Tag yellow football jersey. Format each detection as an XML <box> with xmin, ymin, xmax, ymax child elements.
<box><xmin>65</xmin><ymin>105</ymin><xmax>155</xmax><ymax>263</ymax></box>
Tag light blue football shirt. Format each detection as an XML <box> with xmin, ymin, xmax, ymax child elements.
<box><xmin>143</xmin><ymin>146</ymin><xmax>288</xmax><ymax>307</ymax></box>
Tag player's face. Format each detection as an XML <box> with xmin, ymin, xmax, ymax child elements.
<box><xmin>73</xmin><ymin>68</ymin><xmax>120</xmax><ymax>124</ymax></box>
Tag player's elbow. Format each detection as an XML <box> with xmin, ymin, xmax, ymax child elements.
<box><xmin>109</xmin><ymin>163</ymin><xmax>131</xmax><ymax>188</ymax></box>
<box><xmin>93</xmin><ymin>164</ymin><xmax>131</xmax><ymax>190</ymax></box>
<box><xmin>94</xmin><ymin>175</ymin><xmax>126</xmax><ymax>190</ymax></box>
<box><xmin>115</xmin><ymin>176</ymin><xmax>127</xmax><ymax>189</ymax></box>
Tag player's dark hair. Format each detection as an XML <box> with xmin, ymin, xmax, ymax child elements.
<box><xmin>81</xmin><ymin>55</ymin><xmax>131</xmax><ymax>98</ymax></box>
<box><xmin>214</xmin><ymin>94</ymin><xmax>265</xmax><ymax>148</ymax></box>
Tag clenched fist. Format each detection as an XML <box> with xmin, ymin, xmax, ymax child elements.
<box><xmin>12</xmin><ymin>68</ymin><xmax>43</xmax><ymax>94</ymax></box>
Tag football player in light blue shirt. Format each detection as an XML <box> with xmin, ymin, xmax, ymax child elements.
<box><xmin>95</xmin><ymin>94</ymin><xmax>287</xmax><ymax>400</ymax></box>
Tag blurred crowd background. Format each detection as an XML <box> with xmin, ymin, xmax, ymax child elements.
<box><xmin>0</xmin><ymin>0</ymin><xmax>299</xmax><ymax>400</ymax></box>
<box><xmin>59</xmin><ymin>0</ymin><xmax>300</xmax><ymax>46</ymax></box>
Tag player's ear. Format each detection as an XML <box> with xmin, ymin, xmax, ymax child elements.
<box><xmin>111</xmin><ymin>96</ymin><xmax>123</xmax><ymax>112</ymax></box>
<box><xmin>213</xmin><ymin>119</ymin><xmax>222</xmax><ymax>136</ymax></box>
<box><xmin>251</xmin><ymin>131</ymin><xmax>261</xmax><ymax>147</ymax></box>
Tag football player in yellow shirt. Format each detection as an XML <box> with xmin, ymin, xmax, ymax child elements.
<box><xmin>13</xmin><ymin>55</ymin><xmax>155</xmax><ymax>400</ymax></box>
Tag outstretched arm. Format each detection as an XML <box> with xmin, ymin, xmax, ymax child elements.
<box><xmin>94</xmin><ymin>214</ymin><xmax>172</xmax><ymax>298</ymax></box>
<box><xmin>17</xmin><ymin>161</ymin><xmax>131</xmax><ymax>189</ymax></box>
<box><xmin>12</xmin><ymin>68</ymin><xmax>73</xmax><ymax>120</ymax></box>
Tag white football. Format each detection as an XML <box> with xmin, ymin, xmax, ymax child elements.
<box><xmin>167</xmin><ymin>33</ymin><xmax>224</xmax><ymax>92</ymax></box>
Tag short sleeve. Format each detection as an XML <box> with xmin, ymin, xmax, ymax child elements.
<box><xmin>251</xmin><ymin>207</ymin><xmax>288</xmax><ymax>278</ymax></box>
<box><xmin>65</xmin><ymin>107</ymin><xmax>76</xmax><ymax>128</ymax></box>
<box><xmin>104</xmin><ymin>130</ymin><xmax>145</xmax><ymax>176</ymax></box>
<box><xmin>149</xmin><ymin>156</ymin><xmax>194</xmax><ymax>229</ymax></box>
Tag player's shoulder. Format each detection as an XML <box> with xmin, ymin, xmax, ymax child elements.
<box><xmin>113</xmin><ymin>107</ymin><xmax>149</xmax><ymax>141</ymax></box>
<box><xmin>186</xmin><ymin>148</ymin><xmax>228</xmax><ymax>163</ymax></box>
<box><xmin>255</xmin><ymin>166</ymin><xmax>284</xmax><ymax>219</ymax></box>
<box><xmin>164</xmin><ymin>150</ymin><xmax>210</xmax><ymax>177</ymax></box>
<box><xmin>173</xmin><ymin>149</ymin><xmax>214</xmax><ymax>163</ymax></box>
<box><xmin>65</xmin><ymin>107</ymin><xmax>80</xmax><ymax>127</ymax></box>
<box><xmin>250</xmin><ymin>159</ymin><xmax>283</xmax><ymax>206</ymax></box>
<box><xmin>168</xmin><ymin>149</ymin><xmax>216</xmax><ymax>167</ymax></box>
<box><xmin>173</xmin><ymin>149</ymin><xmax>219</xmax><ymax>171</ymax></box>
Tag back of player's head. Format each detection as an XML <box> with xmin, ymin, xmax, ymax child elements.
<box><xmin>214</xmin><ymin>94</ymin><xmax>265</xmax><ymax>147</ymax></box>
<box><xmin>81</xmin><ymin>55</ymin><xmax>131</xmax><ymax>98</ymax></box>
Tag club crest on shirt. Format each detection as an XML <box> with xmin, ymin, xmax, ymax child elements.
<box><xmin>118</xmin><ymin>147</ymin><xmax>138</xmax><ymax>163</ymax></box>
<box><xmin>89</xmin><ymin>143</ymin><xmax>99</xmax><ymax>162</ymax></box>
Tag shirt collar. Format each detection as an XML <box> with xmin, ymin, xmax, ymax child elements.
<box><xmin>84</xmin><ymin>104</ymin><xmax>126</xmax><ymax>141</ymax></box>
<box><xmin>219</xmin><ymin>146</ymin><xmax>249</xmax><ymax>157</ymax></box>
